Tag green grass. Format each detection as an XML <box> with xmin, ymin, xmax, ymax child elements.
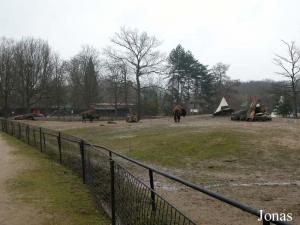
<box><xmin>2</xmin><ymin>133</ymin><xmax>110</xmax><ymax>225</ymax></box>
<box><xmin>64</xmin><ymin>120</ymin><xmax>300</xmax><ymax>177</ymax></box>
<box><xmin>65</xmin><ymin>126</ymin><xmax>249</xmax><ymax>167</ymax></box>
<box><xmin>127</xmin><ymin>130</ymin><xmax>247</xmax><ymax>166</ymax></box>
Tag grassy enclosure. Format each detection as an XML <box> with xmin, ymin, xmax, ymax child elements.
<box><xmin>66</xmin><ymin>126</ymin><xmax>249</xmax><ymax>167</ymax></box>
<box><xmin>3</xmin><ymin>134</ymin><xmax>110</xmax><ymax>225</ymax></box>
<box><xmin>62</xmin><ymin>116</ymin><xmax>300</xmax><ymax>172</ymax></box>
<box><xmin>23</xmin><ymin>115</ymin><xmax>300</xmax><ymax>224</ymax></box>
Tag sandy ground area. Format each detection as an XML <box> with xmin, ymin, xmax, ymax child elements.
<box><xmin>20</xmin><ymin>116</ymin><xmax>300</xmax><ymax>224</ymax></box>
<box><xmin>23</xmin><ymin>114</ymin><xmax>300</xmax><ymax>131</ymax></box>
<box><xmin>0</xmin><ymin>134</ymin><xmax>47</xmax><ymax>225</ymax></box>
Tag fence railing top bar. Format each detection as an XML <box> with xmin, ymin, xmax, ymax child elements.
<box><xmin>43</xmin><ymin>131</ymin><xmax>58</xmax><ymax>137</ymax></box>
<box><xmin>60</xmin><ymin>135</ymin><xmax>81</xmax><ymax>143</ymax></box>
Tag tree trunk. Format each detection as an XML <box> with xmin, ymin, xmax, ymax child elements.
<box><xmin>293</xmin><ymin>89</ymin><xmax>298</xmax><ymax>118</ymax></box>
<box><xmin>124</xmin><ymin>73</ymin><xmax>128</xmax><ymax>105</ymax></box>
<box><xmin>187</xmin><ymin>75</ymin><xmax>190</xmax><ymax>102</ymax></box>
<box><xmin>171</xmin><ymin>79</ymin><xmax>174</xmax><ymax>104</ymax></box>
<box><xmin>114</xmin><ymin>84</ymin><xmax>118</xmax><ymax>119</ymax></box>
<box><xmin>136</xmin><ymin>74</ymin><xmax>141</xmax><ymax>121</ymax></box>
<box><xmin>26</xmin><ymin>88</ymin><xmax>31</xmax><ymax>113</ymax></box>
<box><xmin>4</xmin><ymin>93</ymin><xmax>8</xmax><ymax>118</ymax></box>
<box><xmin>176</xmin><ymin>76</ymin><xmax>180</xmax><ymax>104</ymax></box>
<box><xmin>4</xmin><ymin>73</ymin><xmax>9</xmax><ymax>117</ymax></box>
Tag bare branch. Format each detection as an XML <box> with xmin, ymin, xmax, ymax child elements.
<box><xmin>104</xmin><ymin>27</ymin><xmax>165</xmax><ymax>120</ymax></box>
<box><xmin>274</xmin><ymin>40</ymin><xmax>300</xmax><ymax>117</ymax></box>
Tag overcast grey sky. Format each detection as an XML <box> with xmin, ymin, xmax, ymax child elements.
<box><xmin>1</xmin><ymin>0</ymin><xmax>300</xmax><ymax>81</ymax></box>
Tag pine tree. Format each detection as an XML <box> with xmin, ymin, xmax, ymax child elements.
<box><xmin>168</xmin><ymin>44</ymin><xmax>213</xmax><ymax>112</ymax></box>
<box><xmin>84</xmin><ymin>57</ymin><xmax>98</xmax><ymax>107</ymax></box>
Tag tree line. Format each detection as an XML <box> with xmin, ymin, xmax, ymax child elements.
<box><xmin>0</xmin><ymin>27</ymin><xmax>299</xmax><ymax>119</ymax></box>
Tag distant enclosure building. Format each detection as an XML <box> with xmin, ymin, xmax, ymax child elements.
<box><xmin>92</xmin><ymin>103</ymin><xmax>135</xmax><ymax>117</ymax></box>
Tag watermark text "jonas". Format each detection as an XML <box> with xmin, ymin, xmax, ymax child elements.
<box><xmin>258</xmin><ymin>210</ymin><xmax>293</xmax><ymax>222</ymax></box>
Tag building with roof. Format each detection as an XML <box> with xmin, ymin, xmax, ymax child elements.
<box><xmin>91</xmin><ymin>103</ymin><xmax>136</xmax><ymax>117</ymax></box>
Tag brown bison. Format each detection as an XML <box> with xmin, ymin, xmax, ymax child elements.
<box><xmin>80</xmin><ymin>109</ymin><xmax>100</xmax><ymax>122</ymax></box>
<box><xmin>172</xmin><ymin>105</ymin><xmax>186</xmax><ymax>123</ymax></box>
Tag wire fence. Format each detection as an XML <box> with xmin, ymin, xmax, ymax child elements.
<box><xmin>0</xmin><ymin>119</ymin><xmax>294</xmax><ymax>225</ymax></box>
<box><xmin>0</xmin><ymin>119</ymin><xmax>196</xmax><ymax>225</ymax></box>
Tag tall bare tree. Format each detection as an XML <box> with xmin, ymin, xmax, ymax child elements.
<box><xmin>274</xmin><ymin>40</ymin><xmax>300</xmax><ymax>117</ymax></box>
<box><xmin>105</xmin><ymin>27</ymin><xmax>164</xmax><ymax>121</ymax></box>
<box><xmin>14</xmin><ymin>38</ymin><xmax>53</xmax><ymax>113</ymax></box>
<box><xmin>103</xmin><ymin>60</ymin><xmax>124</xmax><ymax>116</ymax></box>
<box><xmin>51</xmin><ymin>54</ymin><xmax>66</xmax><ymax>109</ymax></box>
<box><xmin>211</xmin><ymin>62</ymin><xmax>230</xmax><ymax>98</ymax></box>
<box><xmin>68</xmin><ymin>46</ymin><xmax>99</xmax><ymax>109</ymax></box>
<box><xmin>0</xmin><ymin>38</ymin><xmax>15</xmax><ymax>117</ymax></box>
<box><xmin>119</xmin><ymin>62</ymin><xmax>129</xmax><ymax>105</ymax></box>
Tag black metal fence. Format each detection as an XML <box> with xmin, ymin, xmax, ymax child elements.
<box><xmin>0</xmin><ymin>119</ymin><xmax>294</xmax><ymax>225</ymax></box>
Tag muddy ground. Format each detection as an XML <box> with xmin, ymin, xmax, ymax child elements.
<box><xmin>22</xmin><ymin>116</ymin><xmax>300</xmax><ymax>225</ymax></box>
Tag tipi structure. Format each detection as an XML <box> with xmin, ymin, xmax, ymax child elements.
<box><xmin>213</xmin><ymin>97</ymin><xmax>234</xmax><ymax>116</ymax></box>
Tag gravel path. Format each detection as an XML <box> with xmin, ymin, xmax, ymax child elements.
<box><xmin>0</xmin><ymin>134</ymin><xmax>45</xmax><ymax>225</ymax></box>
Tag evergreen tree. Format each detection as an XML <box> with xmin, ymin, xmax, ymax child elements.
<box><xmin>167</xmin><ymin>44</ymin><xmax>214</xmax><ymax>112</ymax></box>
<box><xmin>84</xmin><ymin>57</ymin><xmax>98</xmax><ymax>107</ymax></box>
<box><xmin>275</xmin><ymin>96</ymin><xmax>292</xmax><ymax>117</ymax></box>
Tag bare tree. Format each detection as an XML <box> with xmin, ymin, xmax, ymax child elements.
<box><xmin>105</xmin><ymin>27</ymin><xmax>164</xmax><ymax>121</ymax></box>
<box><xmin>51</xmin><ymin>54</ymin><xmax>66</xmax><ymax>109</ymax></box>
<box><xmin>274</xmin><ymin>40</ymin><xmax>300</xmax><ymax>117</ymax></box>
<box><xmin>14</xmin><ymin>38</ymin><xmax>53</xmax><ymax>113</ymax></box>
<box><xmin>103</xmin><ymin>60</ymin><xmax>123</xmax><ymax>117</ymax></box>
<box><xmin>211</xmin><ymin>62</ymin><xmax>230</xmax><ymax>98</ymax></box>
<box><xmin>119</xmin><ymin>62</ymin><xmax>129</xmax><ymax>105</ymax></box>
<box><xmin>68</xmin><ymin>46</ymin><xmax>100</xmax><ymax>109</ymax></box>
<box><xmin>212</xmin><ymin>62</ymin><xmax>230</xmax><ymax>84</ymax></box>
<box><xmin>0</xmin><ymin>38</ymin><xmax>15</xmax><ymax>117</ymax></box>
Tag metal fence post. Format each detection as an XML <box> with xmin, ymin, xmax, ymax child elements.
<box><xmin>57</xmin><ymin>132</ymin><xmax>62</xmax><ymax>164</ymax></box>
<box><xmin>80</xmin><ymin>140</ymin><xmax>86</xmax><ymax>184</ymax></box>
<box><xmin>43</xmin><ymin>132</ymin><xmax>46</xmax><ymax>149</ymax></box>
<box><xmin>149</xmin><ymin>169</ymin><xmax>156</xmax><ymax>211</ymax></box>
<box><xmin>27</xmin><ymin>126</ymin><xmax>30</xmax><ymax>144</ymax></box>
<box><xmin>110</xmin><ymin>160</ymin><xmax>116</xmax><ymax>225</ymax></box>
<box><xmin>18</xmin><ymin>123</ymin><xmax>21</xmax><ymax>139</ymax></box>
<box><xmin>33</xmin><ymin>129</ymin><xmax>36</xmax><ymax>145</ymax></box>
<box><xmin>11</xmin><ymin>122</ymin><xmax>14</xmax><ymax>136</ymax></box>
<box><xmin>39</xmin><ymin>128</ymin><xmax>43</xmax><ymax>152</ymax></box>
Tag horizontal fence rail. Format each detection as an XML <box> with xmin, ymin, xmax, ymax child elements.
<box><xmin>0</xmin><ymin>119</ymin><xmax>294</xmax><ymax>225</ymax></box>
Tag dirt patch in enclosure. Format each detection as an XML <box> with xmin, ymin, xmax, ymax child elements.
<box><xmin>160</xmin><ymin>184</ymin><xmax>300</xmax><ymax>225</ymax></box>
<box><xmin>22</xmin><ymin>120</ymin><xmax>106</xmax><ymax>130</ymax></box>
<box><xmin>20</xmin><ymin>116</ymin><xmax>300</xmax><ymax>225</ymax></box>
<box><xmin>0</xmin><ymin>134</ymin><xmax>46</xmax><ymax>225</ymax></box>
<box><xmin>23</xmin><ymin>114</ymin><xmax>300</xmax><ymax>132</ymax></box>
